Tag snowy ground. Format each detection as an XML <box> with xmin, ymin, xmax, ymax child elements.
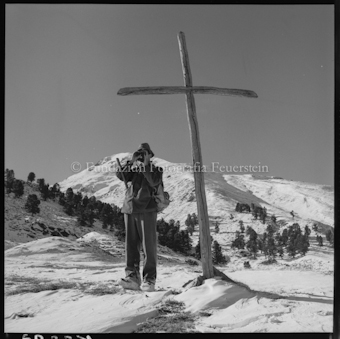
<box><xmin>5</xmin><ymin>232</ymin><xmax>334</xmax><ymax>333</ymax></box>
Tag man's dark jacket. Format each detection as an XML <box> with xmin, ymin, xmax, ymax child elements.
<box><xmin>116</xmin><ymin>160</ymin><xmax>163</xmax><ymax>214</ymax></box>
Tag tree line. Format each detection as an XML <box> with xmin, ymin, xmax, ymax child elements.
<box><xmin>5</xmin><ymin>169</ymin><xmax>126</xmax><ymax>239</ymax></box>
<box><xmin>231</xmin><ymin>222</ymin><xmax>331</xmax><ymax>261</ymax></box>
<box><xmin>235</xmin><ymin>202</ymin><xmax>268</xmax><ymax>224</ymax></box>
<box><xmin>157</xmin><ymin>218</ymin><xmax>192</xmax><ymax>254</ymax></box>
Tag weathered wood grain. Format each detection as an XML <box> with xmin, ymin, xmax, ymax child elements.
<box><xmin>117</xmin><ymin>86</ymin><xmax>258</xmax><ymax>98</ymax></box>
<box><xmin>178</xmin><ymin>31</ymin><xmax>214</xmax><ymax>279</ymax></box>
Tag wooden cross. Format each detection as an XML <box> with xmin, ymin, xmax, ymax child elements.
<box><xmin>117</xmin><ymin>32</ymin><xmax>258</xmax><ymax>279</ymax></box>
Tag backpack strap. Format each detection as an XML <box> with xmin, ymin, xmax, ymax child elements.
<box><xmin>128</xmin><ymin>171</ymin><xmax>138</xmax><ymax>190</ymax></box>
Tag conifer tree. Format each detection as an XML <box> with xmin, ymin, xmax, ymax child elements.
<box><xmin>41</xmin><ymin>184</ymin><xmax>50</xmax><ymax>201</ymax></box>
<box><xmin>239</xmin><ymin>220</ymin><xmax>244</xmax><ymax>233</ymax></box>
<box><xmin>178</xmin><ymin>230</ymin><xmax>192</xmax><ymax>254</ymax></box>
<box><xmin>112</xmin><ymin>205</ymin><xmax>125</xmax><ymax>230</ymax></box>
<box><xmin>317</xmin><ymin>235</ymin><xmax>323</xmax><ymax>246</ymax></box>
<box><xmin>215</xmin><ymin>221</ymin><xmax>220</xmax><ymax>233</ymax></box>
<box><xmin>246</xmin><ymin>227</ymin><xmax>258</xmax><ymax>259</ymax></box>
<box><xmin>100</xmin><ymin>204</ymin><xmax>114</xmax><ymax>229</ymax></box>
<box><xmin>195</xmin><ymin>240</ymin><xmax>201</xmax><ymax>260</ymax></box>
<box><xmin>166</xmin><ymin>227</ymin><xmax>177</xmax><ymax>250</ymax></box>
<box><xmin>186</xmin><ymin>225</ymin><xmax>194</xmax><ymax>236</ymax></box>
<box><xmin>91</xmin><ymin>202</ymin><xmax>101</xmax><ymax>220</ymax></box>
<box><xmin>63</xmin><ymin>202</ymin><xmax>74</xmax><ymax>216</ymax></box>
<box><xmin>261</xmin><ymin>210</ymin><xmax>266</xmax><ymax>224</ymax></box>
<box><xmin>157</xmin><ymin>218</ymin><xmax>171</xmax><ymax>245</ymax></box>
<box><xmin>287</xmin><ymin>237</ymin><xmax>297</xmax><ymax>258</ymax></box>
<box><xmin>275</xmin><ymin>233</ymin><xmax>285</xmax><ymax>258</ymax></box>
<box><xmin>173</xmin><ymin>232</ymin><xmax>182</xmax><ymax>252</ymax></box>
<box><xmin>84</xmin><ymin>204</ymin><xmax>95</xmax><ymax>226</ymax></box>
<box><xmin>296</xmin><ymin>234</ymin><xmax>309</xmax><ymax>256</ymax></box>
<box><xmin>82</xmin><ymin>195</ymin><xmax>89</xmax><ymax>208</ymax></box>
<box><xmin>258</xmin><ymin>207</ymin><xmax>263</xmax><ymax>220</ymax></box>
<box><xmin>5</xmin><ymin>168</ymin><xmax>15</xmax><ymax>182</ymax></box>
<box><xmin>266</xmin><ymin>224</ymin><xmax>275</xmax><ymax>237</ymax></box>
<box><xmin>172</xmin><ymin>230</ymin><xmax>191</xmax><ymax>254</ymax></box>
<box><xmin>50</xmin><ymin>183</ymin><xmax>60</xmax><ymax>200</ymax></box>
<box><xmin>58</xmin><ymin>192</ymin><xmax>66</xmax><ymax>206</ymax></box>
<box><xmin>13</xmin><ymin>179</ymin><xmax>24</xmax><ymax>198</ymax></box>
<box><xmin>286</xmin><ymin>223</ymin><xmax>303</xmax><ymax>257</ymax></box>
<box><xmin>257</xmin><ymin>238</ymin><xmax>264</xmax><ymax>253</ymax></box>
<box><xmin>73</xmin><ymin>192</ymin><xmax>83</xmax><ymax>207</ymax></box>
<box><xmin>231</xmin><ymin>231</ymin><xmax>245</xmax><ymax>250</ymax></box>
<box><xmin>111</xmin><ymin>205</ymin><xmax>125</xmax><ymax>239</ymax></box>
<box><xmin>326</xmin><ymin>229</ymin><xmax>334</xmax><ymax>245</ymax></box>
<box><xmin>266</xmin><ymin>237</ymin><xmax>277</xmax><ymax>260</ymax></box>
<box><xmin>304</xmin><ymin>225</ymin><xmax>311</xmax><ymax>237</ymax></box>
<box><xmin>37</xmin><ymin>178</ymin><xmax>45</xmax><ymax>192</ymax></box>
<box><xmin>5</xmin><ymin>169</ymin><xmax>15</xmax><ymax>194</ymax></box>
<box><xmin>96</xmin><ymin>200</ymin><xmax>104</xmax><ymax>218</ymax></box>
<box><xmin>114</xmin><ymin>220</ymin><xmax>126</xmax><ymax>241</ymax></box>
<box><xmin>25</xmin><ymin>194</ymin><xmax>40</xmax><ymax>215</ymax></box>
<box><xmin>65</xmin><ymin>187</ymin><xmax>74</xmax><ymax>203</ymax></box>
<box><xmin>262</xmin><ymin>225</ymin><xmax>277</xmax><ymax>261</ymax></box>
<box><xmin>89</xmin><ymin>196</ymin><xmax>97</xmax><ymax>205</ymax></box>
<box><xmin>76</xmin><ymin>205</ymin><xmax>87</xmax><ymax>226</ymax></box>
<box><xmin>191</xmin><ymin>213</ymin><xmax>199</xmax><ymax>228</ymax></box>
<box><xmin>212</xmin><ymin>240</ymin><xmax>226</xmax><ymax>264</ymax></box>
<box><xmin>48</xmin><ymin>186</ymin><xmax>55</xmax><ymax>201</ymax></box>
<box><xmin>27</xmin><ymin>172</ymin><xmax>36</xmax><ymax>183</ymax></box>
<box><xmin>277</xmin><ymin>245</ymin><xmax>284</xmax><ymax>259</ymax></box>
<box><xmin>185</xmin><ymin>214</ymin><xmax>193</xmax><ymax>229</ymax></box>
<box><xmin>275</xmin><ymin>232</ymin><xmax>282</xmax><ymax>245</ymax></box>
<box><xmin>287</xmin><ymin>224</ymin><xmax>297</xmax><ymax>238</ymax></box>
<box><xmin>281</xmin><ymin>228</ymin><xmax>289</xmax><ymax>246</ymax></box>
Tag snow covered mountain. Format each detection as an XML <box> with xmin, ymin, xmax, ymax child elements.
<box><xmin>59</xmin><ymin>153</ymin><xmax>334</xmax><ymax>229</ymax></box>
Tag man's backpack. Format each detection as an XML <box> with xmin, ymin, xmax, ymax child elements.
<box><xmin>153</xmin><ymin>182</ymin><xmax>170</xmax><ymax>213</ymax></box>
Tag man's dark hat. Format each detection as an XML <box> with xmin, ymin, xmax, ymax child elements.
<box><xmin>137</xmin><ymin>143</ymin><xmax>154</xmax><ymax>157</ymax></box>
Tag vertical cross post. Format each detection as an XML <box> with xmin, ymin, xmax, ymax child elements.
<box><xmin>177</xmin><ymin>32</ymin><xmax>214</xmax><ymax>278</ymax></box>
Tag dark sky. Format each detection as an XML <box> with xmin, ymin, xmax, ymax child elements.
<box><xmin>5</xmin><ymin>4</ymin><xmax>334</xmax><ymax>185</ymax></box>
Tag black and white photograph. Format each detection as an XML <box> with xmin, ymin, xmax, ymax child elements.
<box><xmin>5</xmin><ymin>4</ymin><xmax>335</xmax><ymax>334</ymax></box>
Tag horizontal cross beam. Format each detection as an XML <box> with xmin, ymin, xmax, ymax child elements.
<box><xmin>117</xmin><ymin>86</ymin><xmax>258</xmax><ymax>98</ymax></box>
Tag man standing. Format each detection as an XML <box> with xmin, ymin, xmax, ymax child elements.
<box><xmin>116</xmin><ymin>143</ymin><xmax>162</xmax><ymax>292</ymax></box>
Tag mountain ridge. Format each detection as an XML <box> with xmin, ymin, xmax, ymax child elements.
<box><xmin>58</xmin><ymin>153</ymin><xmax>334</xmax><ymax>228</ymax></box>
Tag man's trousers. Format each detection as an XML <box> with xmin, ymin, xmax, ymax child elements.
<box><xmin>124</xmin><ymin>211</ymin><xmax>158</xmax><ymax>282</ymax></box>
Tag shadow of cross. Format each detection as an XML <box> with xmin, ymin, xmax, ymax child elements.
<box><xmin>117</xmin><ymin>31</ymin><xmax>258</xmax><ymax>279</ymax></box>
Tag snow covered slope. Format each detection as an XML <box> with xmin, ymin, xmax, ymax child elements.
<box><xmin>224</xmin><ymin>174</ymin><xmax>333</xmax><ymax>226</ymax></box>
<box><xmin>5</xmin><ymin>232</ymin><xmax>333</xmax><ymax>333</ymax></box>
<box><xmin>59</xmin><ymin>153</ymin><xmax>334</xmax><ymax>228</ymax></box>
